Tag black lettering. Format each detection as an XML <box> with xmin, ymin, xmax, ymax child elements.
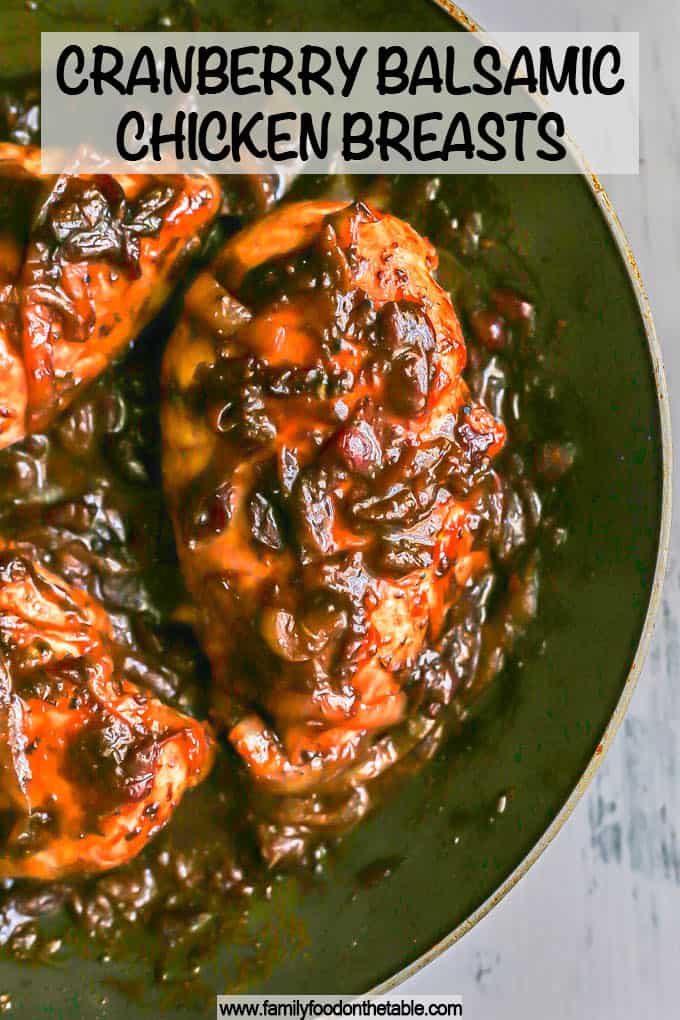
<box><xmin>504</xmin><ymin>46</ymin><xmax>538</xmax><ymax>94</ymax></box>
<box><xmin>538</xmin><ymin>45</ymin><xmax>579</xmax><ymax>94</ymax></box>
<box><xmin>377</xmin><ymin>111</ymin><xmax>411</xmax><ymax>161</ymax></box>
<box><xmin>593</xmin><ymin>45</ymin><xmax>624</xmax><ymax>95</ymax></box>
<box><xmin>187</xmin><ymin>110</ymin><xmax>198</xmax><ymax>161</ymax></box>
<box><xmin>477</xmin><ymin>112</ymin><xmax>505</xmax><ymax>160</ymax></box>
<box><xmin>413</xmin><ymin>112</ymin><xmax>443</xmax><ymax>159</ymax></box>
<box><xmin>444</xmin><ymin>47</ymin><xmax>471</xmax><ymax>95</ymax></box>
<box><xmin>231</xmin><ymin>112</ymin><xmax>267</xmax><ymax>162</ymax></box>
<box><xmin>537</xmin><ymin>111</ymin><xmax>566</xmax><ymax>160</ymax></box>
<box><xmin>198</xmin><ymin>111</ymin><xmax>229</xmax><ymax>160</ymax></box>
<box><xmin>473</xmin><ymin>45</ymin><xmax>502</xmax><ymax>95</ymax></box>
<box><xmin>267</xmin><ymin>112</ymin><xmax>297</xmax><ymax>161</ymax></box>
<box><xmin>56</xmin><ymin>45</ymin><xmax>87</xmax><ymax>96</ymax></box>
<box><xmin>506</xmin><ymin>111</ymin><xmax>537</xmax><ymax>160</ymax></box>
<box><xmin>581</xmin><ymin>45</ymin><xmax>593</xmax><ymax>95</ymax></box>
<box><xmin>336</xmin><ymin>45</ymin><xmax>367</xmax><ymax>98</ymax></box>
<box><xmin>410</xmin><ymin>46</ymin><xmax>443</xmax><ymax>94</ymax></box>
<box><xmin>92</xmin><ymin>45</ymin><xmax>125</xmax><ymax>96</ymax></box>
<box><xmin>232</xmin><ymin>46</ymin><xmax>259</xmax><ymax>95</ymax></box>
<box><xmin>441</xmin><ymin>111</ymin><xmax>475</xmax><ymax>160</ymax></box>
<box><xmin>378</xmin><ymin>46</ymin><xmax>408</xmax><ymax>95</ymax></box>
<box><xmin>198</xmin><ymin>46</ymin><xmax>229</xmax><ymax>95</ymax></box>
<box><xmin>163</xmin><ymin>45</ymin><xmax>195</xmax><ymax>95</ymax></box>
<box><xmin>300</xmin><ymin>111</ymin><xmax>330</xmax><ymax>160</ymax></box>
<box><xmin>150</xmin><ymin>110</ymin><xmax>186</xmax><ymax>161</ymax></box>
<box><xmin>261</xmin><ymin>45</ymin><xmax>296</xmax><ymax>95</ymax></box>
<box><xmin>342</xmin><ymin>111</ymin><xmax>373</xmax><ymax>160</ymax></box>
<box><xmin>128</xmin><ymin>46</ymin><xmax>159</xmax><ymax>92</ymax></box>
<box><xmin>299</xmin><ymin>45</ymin><xmax>334</xmax><ymax>96</ymax></box>
<box><xmin>116</xmin><ymin>110</ymin><xmax>147</xmax><ymax>160</ymax></box>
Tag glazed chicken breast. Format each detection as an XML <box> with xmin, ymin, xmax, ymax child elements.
<box><xmin>0</xmin><ymin>543</ymin><xmax>215</xmax><ymax>880</ymax></box>
<box><xmin>161</xmin><ymin>200</ymin><xmax>506</xmax><ymax>861</ymax></box>
<box><xmin>0</xmin><ymin>143</ymin><xmax>221</xmax><ymax>450</ymax></box>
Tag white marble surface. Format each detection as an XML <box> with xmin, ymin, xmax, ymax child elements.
<box><xmin>402</xmin><ymin>1</ymin><xmax>680</xmax><ymax>1015</ymax></box>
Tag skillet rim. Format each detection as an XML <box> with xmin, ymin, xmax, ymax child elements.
<box><xmin>372</xmin><ymin>0</ymin><xmax>673</xmax><ymax>994</ymax></box>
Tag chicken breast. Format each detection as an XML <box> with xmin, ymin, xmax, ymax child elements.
<box><xmin>0</xmin><ymin>143</ymin><xmax>221</xmax><ymax>449</ymax></box>
<box><xmin>161</xmin><ymin>200</ymin><xmax>505</xmax><ymax>851</ymax></box>
<box><xmin>0</xmin><ymin>543</ymin><xmax>215</xmax><ymax>880</ymax></box>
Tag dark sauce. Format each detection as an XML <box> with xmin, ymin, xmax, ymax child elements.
<box><xmin>356</xmin><ymin>856</ymin><xmax>405</xmax><ymax>889</ymax></box>
<box><xmin>0</xmin><ymin>91</ymin><xmax>574</xmax><ymax>990</ymax></box>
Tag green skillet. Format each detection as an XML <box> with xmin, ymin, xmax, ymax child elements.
<box><xmin>0</xmin><ymin>0</ymin><xmax>670</xmax><ymax>1015</ymax></box>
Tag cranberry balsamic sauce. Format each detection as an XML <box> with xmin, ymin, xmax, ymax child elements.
<box><xmin>0</xmin><ymin>88</ymin><xmax>573</xmax><ymax>984</ymax></box>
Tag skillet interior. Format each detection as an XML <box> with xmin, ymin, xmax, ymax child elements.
<box><xmin>0</xmin><ymin>0</ymin><xmax>666</xmax><ymax>1014</ymax></box>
